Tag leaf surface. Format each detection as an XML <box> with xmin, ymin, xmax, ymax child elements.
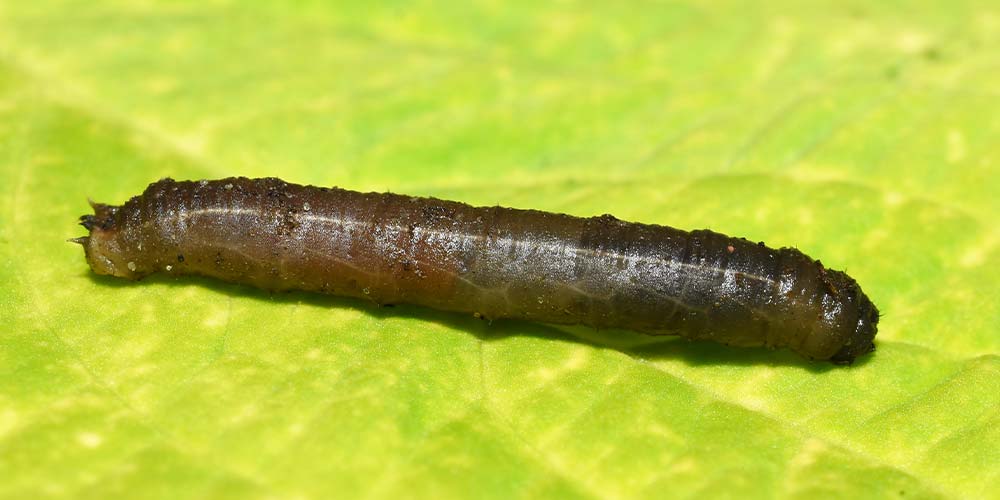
<box><xmin>0</xmin><ymin>2</ymin><xmax>997</xmax><ymax>498</ymax></box>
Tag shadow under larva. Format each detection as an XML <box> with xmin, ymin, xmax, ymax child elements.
<box><xmin>72</xmin><ymin>177</ymin><xmax>879</xmax><ymax>364</ymax></box>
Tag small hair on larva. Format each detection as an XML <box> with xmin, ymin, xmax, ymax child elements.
<box><xmin>73</xmin><ymin>177</ymin><xmax>878</xmax><ymax>364</ymax></box>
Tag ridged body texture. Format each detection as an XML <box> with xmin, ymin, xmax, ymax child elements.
<box><xmin>76</xmin><ymin>177</ymin><xmax>879</xmax><ymax>363</ymax></box>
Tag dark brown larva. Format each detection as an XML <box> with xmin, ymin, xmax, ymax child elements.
<box><xmin>73</xmin><ymin>177</ymin><xmax>878</xmax><ymax>363</ymax></box>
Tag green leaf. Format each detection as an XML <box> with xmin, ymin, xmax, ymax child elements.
<box><xmin>1</xmin><ymin>2</ymin><xmax>997</xmax><ymax>498</ymax></box>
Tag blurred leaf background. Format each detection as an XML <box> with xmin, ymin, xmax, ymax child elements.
<box><xmin>1</xmin><ymin>1</ymin><xmax>998</xmax><ymax>498</ymax></box>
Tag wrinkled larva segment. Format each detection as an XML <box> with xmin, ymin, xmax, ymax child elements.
<box><xmin>74</xmin><ymin>177</ymin><xmax>878</xmax><ymax>364</ymax></box>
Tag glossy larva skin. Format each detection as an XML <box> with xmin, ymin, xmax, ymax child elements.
<box><xmin>77</xmin><ymin>177</ymin><xmax>878</xmax><ymax>363</ymax></box>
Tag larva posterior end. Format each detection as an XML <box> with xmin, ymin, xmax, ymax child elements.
<box><xmin>79</xmin><ymin>214</ymin><xmax>98</xmax><ymax>230</ymax></box>
<box><xmin>79</xmin><ymin>201</ymin><xmax>120</xmax><ymax>231</ymax></box>
<box><xmin>77</xmin><ymin>200</ymin><xmax>144</xmax><ymax>279</ymax></box>
<box><xmin>87</xmin><ymin>199</ymin><xmax>118</xmax><ymax>218</ymax></box>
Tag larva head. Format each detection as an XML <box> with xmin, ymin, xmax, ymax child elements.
<box><xmin>820</xmin><ymin>270</ymin><xmax>879</xmax><ymax>364</ymax></box>
<box><xmin>829</xmin><ymin>289</ymin><xmax>879</xmax><ymax>364</ymax></box>
<box><xmin>73</xmin><ymin>201</ymin><xmax>149</xmax><ymax>280</ymax></box>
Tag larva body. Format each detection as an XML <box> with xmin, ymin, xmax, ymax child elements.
<box><xmin>76</xmin><ymin>177</ymin><xmax>878</xmax><ymax>363</ymax></box>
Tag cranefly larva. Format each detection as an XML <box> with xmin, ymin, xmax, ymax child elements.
<box><xmin>73</xmin><ymin>177</ymin><xmax>879</xmax><ymax>364</ymax></box>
